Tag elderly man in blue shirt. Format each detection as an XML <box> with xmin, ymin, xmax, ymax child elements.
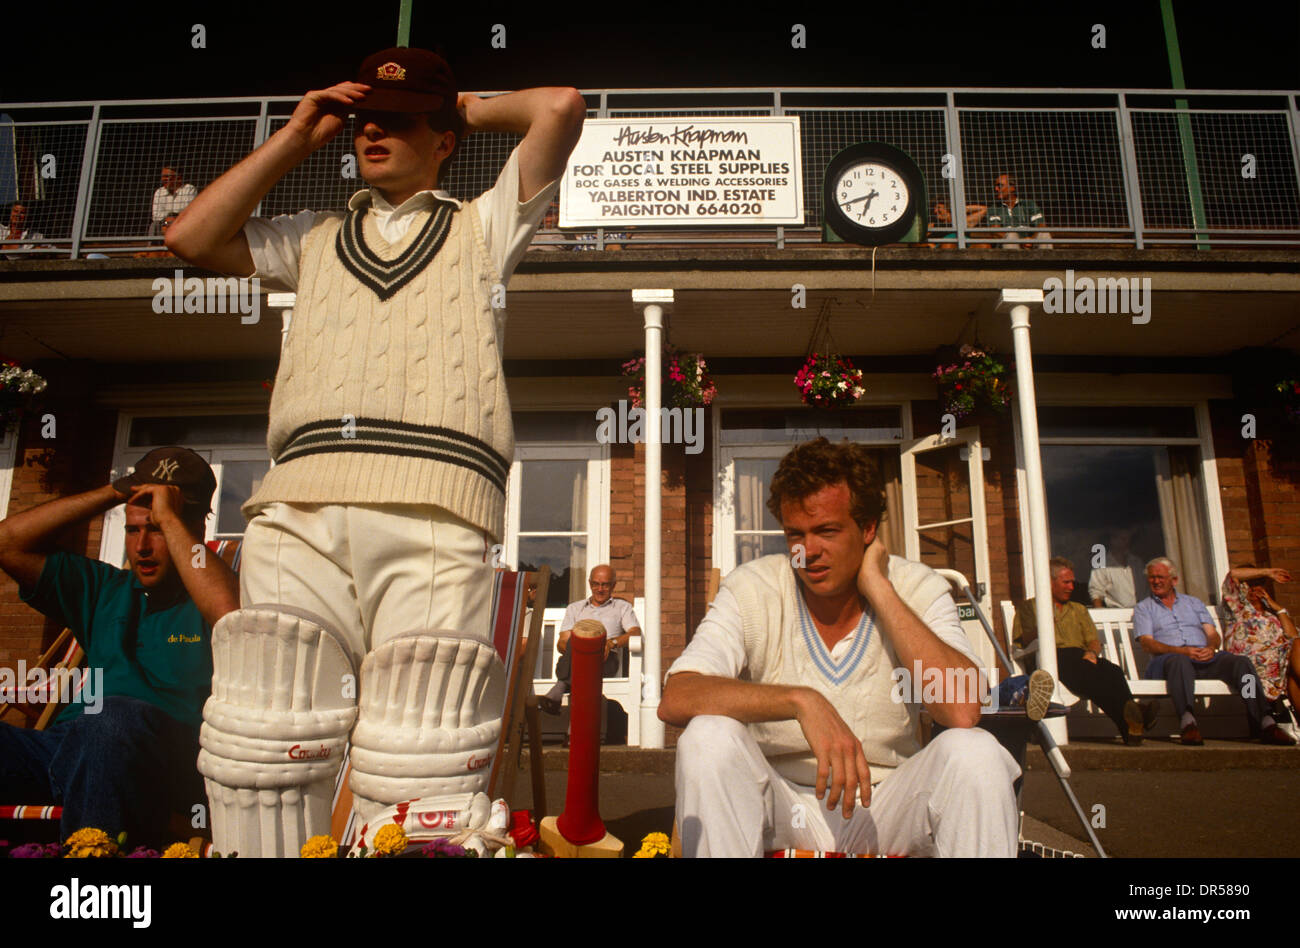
<box><xmin>1135</xmin><ymin>556</ymin><xmax>1292</xmax><ymax>746</ymax></box>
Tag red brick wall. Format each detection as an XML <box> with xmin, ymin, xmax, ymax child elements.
<box><xmin>1211</xmin><ymin>400</ymin><xmax>1300</xmax><ymax>612</ymax></box>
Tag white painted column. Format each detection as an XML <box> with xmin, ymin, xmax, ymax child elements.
<box><xmin>632</xmin><ymin>289</ymin><xmax>673</xmax><ymax>748</ymax></box>
<box><xmin>999</xmin><ymin>288</ymin><xmax>1068</xmax><ymax>745</ymax></box>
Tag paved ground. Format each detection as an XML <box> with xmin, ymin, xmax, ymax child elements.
<box><xmin>515</xmin><ymin>739</ymin><xmax>1300</xmax><ymax>857</ymax></box>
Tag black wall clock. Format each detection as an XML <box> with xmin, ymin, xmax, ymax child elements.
<box><xmin>823</xmin><ymin>141</ymin><xmax>925</xmax><ymax>246</ymax></box>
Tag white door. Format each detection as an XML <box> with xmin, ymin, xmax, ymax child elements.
<box><xmin>899</xmin><ymin>427</ymin><xmax>996</xmax><ymax>670</ymax></box>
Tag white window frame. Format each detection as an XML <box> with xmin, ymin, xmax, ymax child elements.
<box><xmin>899</xmin><ymin>426</ymin><xmax>993</xmax><ymax>626</ymax></box>
<box><xmin>0</xmin><ymin>424</ymin><xmax>18</xmax><ymax>521</ymax></box>
<box><xmin>504</xmin><ymin>441</ymin><xmax>610</xmax><ymax>581</ymax></box>
<box><xmin>1012</xmin><ymin>398</ymin><xmax>1228</xmax><ymax>602</ymax></box>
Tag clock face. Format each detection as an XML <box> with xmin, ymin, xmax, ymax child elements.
<box><xmin>835</xmin><ymin>162</ymin><xmax>910</xmax><ymax>229</ymax></box>
<box><xmin>823</xmin><ymin>141</ymin><xmax>924</xmax><ymax>246</ymax></box>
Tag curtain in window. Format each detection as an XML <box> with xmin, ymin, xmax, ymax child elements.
<box><xmin>1154</xmin><ymin>446</ymin><xmax>1211</xmax><ymax>603</ymax></box>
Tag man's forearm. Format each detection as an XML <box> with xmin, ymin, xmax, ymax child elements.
<box><xmin>0</xmin><ymin>485</ymin><xmax>122</xmax><ymax>553</ymax></box>
<box><xmin>156</xmin><ymin>517</ymin><xmax>240</xmax><ymax>629</ymax></box>
<box><xmin>658</xmin><ymin>672</ymin><xmax>807</xmax><ymax>728</ymax></box>
<box><xmin>464</xmin><ymin>88</ymin><xmax>582</xmax><ymax>136</ymax></box>
<box><xmin>859</xmin><ymin>573</ymin><xmax>981</xmax><ymax>727</ymax></box>
<box><xmin>1139</xmin><ymin>635</ymin><xmax>1191</xmax><ymax>657</ymax></box>
<box><xmin>166</xmin><ymin>126</ymin><xmax>313</xmax><ymax>269</ymax></box>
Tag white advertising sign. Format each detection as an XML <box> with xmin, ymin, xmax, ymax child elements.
<box><xmin>559</xmin><ymin>116</ymin><xmax>803</xmax><ymax>227</ymax></box>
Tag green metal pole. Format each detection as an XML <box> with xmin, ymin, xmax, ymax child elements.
<box><xmin>1160</xmin><ymin>0</ymin><xmax>1210</xmax><ymax>249</ymax></box>
<box><xmin>397</xmin><ymin>0</ymin><xmax>412</xmax><ymax>46</ymax></box>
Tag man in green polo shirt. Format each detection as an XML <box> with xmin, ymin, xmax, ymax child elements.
<box><xmin>1014</xmin><ymin>556</ymin><xmax>1155</xmax><ymax>744</ymax></box>
<box><xmin>983</xmin><ymin>173</ymin><xmax>1051</xmax><ymax>249</ymax></box>
<box><xmin>0</xmin><ymin>447</ymin><xmax>238</xmax><ymax>847</ymax></box>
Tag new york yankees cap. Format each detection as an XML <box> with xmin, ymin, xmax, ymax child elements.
<box><xmin>113</xmin><ymin>446</ymin><xmax>217</xmax><ymax>515</ymax></box>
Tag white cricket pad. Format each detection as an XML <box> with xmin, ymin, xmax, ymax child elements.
<box><xmin>198</xmin><ymin>607</ymin><xmax>357</xmax><ymax>857</ymax></box>
<box><xmin>348</xmin><ymin>631</ymin><xmax>505</xmax><ymax>824</ymax></box>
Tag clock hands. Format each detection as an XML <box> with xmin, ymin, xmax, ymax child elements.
<box><xmin>842</xmin><ymin>188</ymin><xmax>880</xmax><ymax>211</ymax></box>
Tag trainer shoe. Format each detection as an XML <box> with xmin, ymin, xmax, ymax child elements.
<box><xmin>1180</xmin><ymin>723</ymin><xmax>1204</xmax><ymax>746</ymax></box>
<box><xmin>1123</xmin><ymin>699</ymin><xmax>1145</xmax><ymax>745</ymax></box>
<box><xmin>1261</xmin><ymin>724</ymin><xmax>1297</xmax><ymax>746</ymax></box>
<box><xmin>1025</xmin><ymin>670</ymin><xmax>1054</xmax><ymax>722</ymax></box>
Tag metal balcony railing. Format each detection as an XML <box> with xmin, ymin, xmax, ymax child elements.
<box><xmin>1</xmin><ymin>87</ymin><xmax>1297</xmax><ymax>259</ymax></box>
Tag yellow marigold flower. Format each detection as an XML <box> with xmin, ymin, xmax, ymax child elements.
<box><xmin>372</xmin><ymin>824</ymin><xmax>408</xmax><ymax>857</ymax></box>
<box><xmin>641</xmin><ymin>832</ymin><xmax>670</xmax><ymax>849</ymax></box>
<box><xmin>64</xmin><ymin>828</ymin><xmax>118</xmax><ymax>858</ymax></box>
<box><xmin>300</xmin><ymin>835</ymin><xmax>339</xmax><ymax>859</ymax></box>
<box><xmin>162</xmin><ymin>842</ymin><xmax>198</xmax><ymax>859</ymax></box>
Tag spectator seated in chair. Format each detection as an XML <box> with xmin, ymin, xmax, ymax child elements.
<box><xmin>0</xmin><ymin>447</ymin><xmax>239</xmax><ymax>847</ymax></box>
<box><xmin>1135</xmin><ymin>557</ymin><xmax>1293</xmax><ymax>746</ymax></box>
<box><xmin>538</xmin><ymin>564</ymin><xmax>641</xmax><ymax>717</ymax></box>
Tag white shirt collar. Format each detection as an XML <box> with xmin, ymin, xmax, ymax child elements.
<box><xmin>346</xmin><ymin>187</ymin><xmax>464</xmax><ymax>213</ymax></box>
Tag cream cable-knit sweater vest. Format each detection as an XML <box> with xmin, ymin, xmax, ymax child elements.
<box><xmin>728</xmin><ymin>553</ymin><xmax>953</xmax><ymax>785</ymax></box>
<box><xmin>244</xmin><ymin>196</ymin><xmax>512</xmax><ymax>541</ymax></box>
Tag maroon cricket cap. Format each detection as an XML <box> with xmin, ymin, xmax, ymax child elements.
<box><xmin>113</xmin><ymin>446</ymin><xmax>217</xmax><ymax>515</ymax></box>
<box><xmin>354</xmin><ymin>47</ymin><xmax>458</xmax><ymax>114</ymax></box>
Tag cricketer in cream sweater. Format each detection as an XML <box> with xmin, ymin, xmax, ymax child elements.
<box><xmin>166</xmin><ymin>48</ymin><xmax>587</xmax><ymax>856</ymax></box>
<box><xmin>660</xmin><ymin>438</ymin><xmax>1020</xmax><ymax>857</ymax></box>
<box><xmin>166</xmin><ymin>49</ymin><xmax>585</xmax><ymax>659</ymax></box>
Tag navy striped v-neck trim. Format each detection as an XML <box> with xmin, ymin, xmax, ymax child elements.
<box><xmin>335</xmin><ymin>201</ymin><xmax>456</xmax><ymax>301</ymax></box>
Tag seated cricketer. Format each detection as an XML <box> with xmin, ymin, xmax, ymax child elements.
<box><xmin>0</xmin><ymin>447</ymin><xmax>238</xmax><ymax>847</ymax></box>
<box><xmin>659</xmin><ymin>438</ymin><xmax>1019</xmax><ymax>858</ymax></box>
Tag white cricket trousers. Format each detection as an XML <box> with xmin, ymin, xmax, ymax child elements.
<box><xmin>239</xmin><ymin>502</ymin><xmax>495</xmax><ymax>664</ymax></box>
<box><xmin>675</xmin><ymin>716</ymin><xmax>1020</xmax><ymax>857</ymax></box>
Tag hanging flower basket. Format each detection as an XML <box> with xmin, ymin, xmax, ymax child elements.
<box><xmin>621</xmin><ymin>347</ymin><xmax>717</xmax><ymax>409</ymax></box>
<box><xmin>1276</xmin><ymin>379</ymin><xmax>1300</xmax><ymax>426</ymax></box>
<box><xmin>933</xmin><ymin>345</ymin><xmax>1012</xmax><ymax>420</ymax></box>
<box><xmin>794</xmin><ymin>352</ymin><xmax>865</xmax><ymax>408</ymax></box>
<box><xmin>0</xmin><ymin>361</ymin><xmax>48</xmax><ymax>431</ymax></box>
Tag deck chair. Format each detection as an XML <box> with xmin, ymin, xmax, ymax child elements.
<box><xmin>330</xmin><ymin>566</ymin><xmax>553</xmax><ymax>848</ymax></box>
<box><xmin>0</xmin><ymin>630</ymin><xmax>88</xmax><ymax>836</ymax></box>
<box><xmin>0</xmin><ymin>628</ymin><xmax>86</xmax><ymax>731</ymax></box>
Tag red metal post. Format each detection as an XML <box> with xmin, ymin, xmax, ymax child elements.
<box><xmin>555</xmin><ymin>619</ymin><xmax>607</xmax><ymax>845</ymax></box>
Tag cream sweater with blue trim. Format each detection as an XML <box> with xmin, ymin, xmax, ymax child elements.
<box><xmin>727</xmin><ymin>553</ymin><xmax>953</xmax><ymax>785</ymax></box>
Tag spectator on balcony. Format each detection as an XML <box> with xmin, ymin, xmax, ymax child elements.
<box><xmin>983</xmin><ymin>173</ymin><xmax>1051</xmax><ymax>249</ymax></box>
<box><xmin>925</xmin><ymin>200</ymin><xmax>986</xmax><ymax>249</ymax></box>
<box><xmin>150</xmin><ymin>166</ymin><xmax>198</xmax><ymax>237</ymax></box>
<box><xmin>2</xmin><ymin>202</ymin><xmax>49</xmax><ymax>259</ymax></box>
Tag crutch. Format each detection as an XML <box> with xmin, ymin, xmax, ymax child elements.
<box><xmin>937</xmin><ymin>571</ymin><xmax>1108</xmax><ymax>858</ymax></box>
